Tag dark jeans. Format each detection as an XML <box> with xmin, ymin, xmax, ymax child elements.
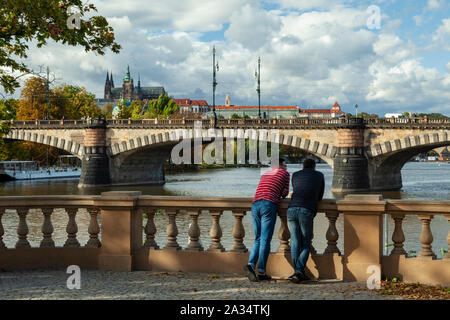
<box><xmin>287</xmin><ymin>207</ymin><xmax>314</xmax><ymax>274</ymax></box>
<box><xmin>248</xmin><ymin>200</ymin><xmax>278</xmax><ymax>274</ymax></box>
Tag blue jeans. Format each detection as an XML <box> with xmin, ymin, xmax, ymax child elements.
<box><xmin>287</xmin><ymin>207</ymin><xmax>314</xmax><ymax>274</ymax></box>
<box><xmin>248</xmin><ymin>200</ymin><xmax>278</xmax><ymax>274</ymax></box>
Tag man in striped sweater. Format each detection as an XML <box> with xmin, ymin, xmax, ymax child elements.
<box><xmin>243</xmin><ymin>158</ymin><xmax>290</xmax><ymax>282</ymax></box>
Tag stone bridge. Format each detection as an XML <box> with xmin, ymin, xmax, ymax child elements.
<box><xmin>2</xmin><ymin>117</ymin><xmax>450</xmax><ymax>192</ymax></box>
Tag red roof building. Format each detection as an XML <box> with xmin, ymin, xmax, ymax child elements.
<box><xmin>213</xmin><ymin>105</ymin><xmax>299</xmax><ymax>119</ymax></box>
<box><xmin>299</xmin><ymin>102</ymin><xmax>345</xmax><ymax>119</ymax></box>
<box><xmin>173</xmin><ymin>99</ymin><xmax>210</xmax><ymax>114</ymax></box>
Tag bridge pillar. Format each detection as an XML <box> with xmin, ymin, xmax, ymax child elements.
<box><xmin>78</xmin><ymin>119</ymin><xmax>111</xmax><ymax>187</ymax></box>
<box><xmin>332</xmin><ymin>120</ymin><xmax>370</xmax><ymax>193</ymax></box>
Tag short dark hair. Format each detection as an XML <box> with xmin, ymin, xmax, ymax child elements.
<box><xmin>279</xmin><ymin>157</ymin><xmax>286</xmax><ymax>165</ymax></box>
<box><xmin>303</xmin><ymin>158</ymin><xmax>316</xmax><ymax>169</ymax></box>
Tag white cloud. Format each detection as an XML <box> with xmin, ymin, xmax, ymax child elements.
<box><xmin>413</xmin><ymin>15</ymin><xmax>423</xmax><ymax>26</ymax></box>
<box><xmin>427</xmin><ymin>0</ymin><xmax>444</xmax><ymax>10</ymax></box>
<box><xmin>225</xmin><ymin>4</ymin><xmax>281</xmax><ymax>50</ymax></box>
<box><xmin>95</xmin><ymin>0</ymin><xmax>251</xmax><ymax>32</ymax></box>
<box><xmin>3</xmin><ymin>0</ymin><xmax>449</xmax><ymax>116</ymax></box>
<box><xmin>433</xmin><ymin>19</ymin><xmax>450</xmax><ymax>50</ymax></box>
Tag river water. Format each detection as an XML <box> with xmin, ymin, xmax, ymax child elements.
<box><xmin>0</xmin><ymin>162</ymin><xmax>449</xmax><ymax>257</ymax></box>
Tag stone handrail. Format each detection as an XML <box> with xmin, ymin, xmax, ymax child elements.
<box><xmin>0</xmin><ymin>193</ymin><xmax>449</xmax><ymax>285</ymax></box>
<box><xmin>3</xmin><ymin>116</ymin><xmax>450</xmax><ymax>130</ymax></box>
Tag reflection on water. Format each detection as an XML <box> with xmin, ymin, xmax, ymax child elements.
<box><xmin>0</xmin><ymin>162</ymin><xmax>449</xmax><ymax>257</ymax></box>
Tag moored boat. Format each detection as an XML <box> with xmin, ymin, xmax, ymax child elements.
<box><xmin>0</xmin><ymin>160</ymin><xmax>81</xmax><ymax>181</ymax></box>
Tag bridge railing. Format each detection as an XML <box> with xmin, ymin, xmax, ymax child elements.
<box><xmin>0</xmin><ymin>192</ymin><xmax>448</xmax><ymax>285</ymax></box>
<box><xmin>4</xmin><ymin>116</ymin><xmax>450</xmax><ymax>129</ymax></box>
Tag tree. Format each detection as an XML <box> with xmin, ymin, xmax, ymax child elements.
<box><xmin>58</xmin><ymin>84</ymin><xmax>101</xmax><ymax>119</ymax></box>
<box><xmin>0</xmin><ymin>98</ymin><xmax>18</xmax><ymax>120</ymax></box>
<box><xmin>129</xmin><ymin>100</ymin><xmax>145</xmax><ymax>119</ymax></box>
<box><xmin>15</xmin><ymin>77</ymin><xmax>100</xmax><ymax>120</ymax></box>
<box><xmin>0</xmin><ymin>0</ymin><xmax>120</xmax><ymax>95</ymax></box>
<box><xmin>103</xmin><ymin>103</ymin><xmax>114</xmax><ymax>118</ymax></box>
<box><xmin>231</xmin><ymin>113</ymin><xmax>241</xmax><ymax>119</ymax></box>
<box><xmin>143</xmin><ymin>94</ymin><xmax>179</xmax><ymax>119</ymax></box>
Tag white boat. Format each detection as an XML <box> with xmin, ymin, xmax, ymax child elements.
<box><xmin>0</xmin><ymin>160</ymin><xmax>81</xmax><ymax>181</ymax></box>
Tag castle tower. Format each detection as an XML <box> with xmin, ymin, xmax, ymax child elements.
<box><xmin>122</xmin><ymin>65</ymin><xmax>134</xmax><ymax>101</ymax></box>
<box><xmin>225</xmin><ymin>94</ymin><xmax>231</xmax><ymax>106</ymax></box>
<box><xmin>104</xmin><ymin>71</ymin><xmax>112</xmax><ymax>99</ymax></box>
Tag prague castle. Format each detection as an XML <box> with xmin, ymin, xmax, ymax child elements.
<box><xmin>104</xmin><ymin>66</ymin><xmax>166</xmax><ymax>101</ymax></box>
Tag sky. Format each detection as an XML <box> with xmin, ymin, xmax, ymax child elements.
<box><xmin>4</xmin><ymin>0</ymin><xmax>450</xmax><ymax>115</ymax></box>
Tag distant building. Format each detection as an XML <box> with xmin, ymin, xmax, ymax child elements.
<box><xmin>173</xmin><ymin>99</ymin><xmax>210</xmax><ymax>114</ymax></box>
<box><xmin>213</xmin><ymin>105</ymin><xmax>299</xmax><ymax>119</ymax></box>
<box><xmin>299</xmin><ymin>102</ymin><xmax>345</xmax><ymax>119</ymax></box>
<box><xmin>206</xmin><ymin>95</ymin><xmax>299</xmax><ymax>119</ymax></box>
<box><xmin>96</xmin><ymin>66</ymin><xmax>166</xmax><ymax>108</ymax></box>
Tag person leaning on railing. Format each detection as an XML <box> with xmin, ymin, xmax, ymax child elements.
<box><xmin>243</xmin><ymin>158</ymin><xmax>290</xmax><ymax>282</ymax></box>
<box><xmin>287</xmin><ymin>158</ymin><xmax>325</xmax><ymax>283</ymax></box>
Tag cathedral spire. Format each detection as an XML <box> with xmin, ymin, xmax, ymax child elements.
<box><xmin>123</xmin><ymin>65</ymin><xmax>131</xmax><ymax>82</ymax></box>
<box><xmin>138</xmin><ymin>73</ymin><xmax>141</xmax><ymax>88</ymax></box>
<box><xmin>105</xmin><ymin>71</ymin><xmax>110</xmax><ymax>84</ymax></box>
<box><xmin>110</xmin><ymin>71</ymin><xmax>114</xmax><ymax>88</ymax></box>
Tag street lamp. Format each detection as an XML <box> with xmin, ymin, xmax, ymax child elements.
<box><xmin>212</xmin><ymin>46</ymin><xmax>219</xmax><ymax>127</ymax></box>
<box><xmin>355</xmin><ymin>104</ymin><xmax>359</xmax><ymax>118</ymax></box>
<box><xmin>255</xmin><ymin>57</ymin><xmax>261</xmax><ymax>119</ymax></box>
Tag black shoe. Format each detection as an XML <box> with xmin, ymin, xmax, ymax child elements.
<box><xmin>298</xmin><ymin>271</ymin><xmax>311</xmax><ymax>281</ymax></box>
<box><xmin>243</xmin><ymin>265</ymin><xmax>258</xmax><ymax>282</ymax></box>
<box><xmin>258</xmin><ymin>274</ymin><xmax>272</xmax><ymax>281</ymax></box>
<box><xmin>288</xmin><ymin>273</ymin><xmax>301</xmax><ymax>284</ymax></box>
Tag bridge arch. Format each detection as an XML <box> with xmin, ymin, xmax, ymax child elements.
<box><xmin>367</xmin><ymin>132</ymin><xmax>450</xmax><ymax>190</ymax></box>
<box><xmin>3</xmin><ymin>129</ymin><xmax>84</xmax><ymax>158</ymax></box>
<box><xmin>108</xmin><ymin>129</ymin><xmax>338</xmax><ymax>167</ymax></box>
<box><xmin>106</xmin><ymin>128</ymin><xmax>339</xmax><ymax>185</ymax></box>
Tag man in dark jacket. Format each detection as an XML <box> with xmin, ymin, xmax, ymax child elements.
<box><xmin>287</xmin><ymin>158</ymin><xmax>325</xmax><ymax>283</ymax></box>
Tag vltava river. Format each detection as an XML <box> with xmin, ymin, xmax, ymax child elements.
<box><xmin>0</xmin><ymin>162</ymin><xmax>449</xmax><ymax>257</ymax></box>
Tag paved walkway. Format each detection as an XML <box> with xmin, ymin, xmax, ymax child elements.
<box><xmin>0</xmin><ymin>269</ymin><xmax>400</xmax><ymax>300</ymax></box>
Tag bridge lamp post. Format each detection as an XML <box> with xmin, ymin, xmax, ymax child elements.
<box><xmin>212</xmin><ymin>46</ymin><xmax>219</xmax><ymax>127</ymax></box>
<box><xmin>255</xmin><ymin>57</ymin><xmax>261</xmax><ymax>119</ymax></box>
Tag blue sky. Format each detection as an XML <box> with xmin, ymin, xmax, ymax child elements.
<box><xmin>5</xmin><ymin>0</ymin><xmax>450</xmax><ymax>116</ymax></box>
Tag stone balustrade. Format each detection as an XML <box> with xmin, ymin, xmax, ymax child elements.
<box><xmin>0</xmin><ymin>192</ymin><xmax>449</xmax><ymax>286</ymax></box>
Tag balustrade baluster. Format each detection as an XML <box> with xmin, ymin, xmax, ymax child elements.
<box><xmin>208</xmin><ymin>210</ymin><xmax>225</xmax><ymax>252</ymax></box>
<box><xmin>324</xmin><ymin>212</ymin><xmax>341</xmax><ymax>255</ymax></box>
<box><xmin>164</xmin><ymin>209</ymin><xmax>181</xmax><ymax>250</ymax></box>
<box><xmin>445</xmin><ymin>215</ymin><xmax>450</xmax><ymax>259</ymax></box>
<box><xmin>64</xmin><ymin>208</ymin><xmax>80</xmax><ymax>248</ymax></box>
<box><xmin>230</xmin><ymin>210</ymin><xmax>247</xmax><ymax>253</ymax></box>
<box><xmin>277</xmin><ymin>209</ymin><xmax>290</xmax><ymax>253</ymax></box>
<box><xmin>40</xmin><ymin>208</ymin><xmax>55</xmax><ymax>248</ymax></box>
<box><xmin>418</xmin><ymin>215</ymin><xmax>436</xmax><ymax>258</ymax></box>
<box><xmin>86</xmin><ymin>208</ymin><xmax>101</xmax><ymax>248</ymax></box>
<box><xmin>0</xmin><ymin>209</ymin><xmax>5</xmax><ymax>249</ymax></box>
<box><xmin>310</xmin><ymin>232</ymin><xmax>317</xmax><ymax>255</ymax></box>
<box><xmin>16</xmin><ymin>208</ymin><xmax>30</xmax><ymax>248</ymax></box>
<box><xmin>143</xmin><ymin>208</ymin><xmax>159</xmax><ymax>249</ymax></box>
<box><xmin>186</xmin><ymin>210</ymin><xmax>203</xmax><ymax>251</ymax></box>
<box><xmin>390</xmin><ymin>214</ymin><xmax>406</xmax><ymax>255</ymax></box>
